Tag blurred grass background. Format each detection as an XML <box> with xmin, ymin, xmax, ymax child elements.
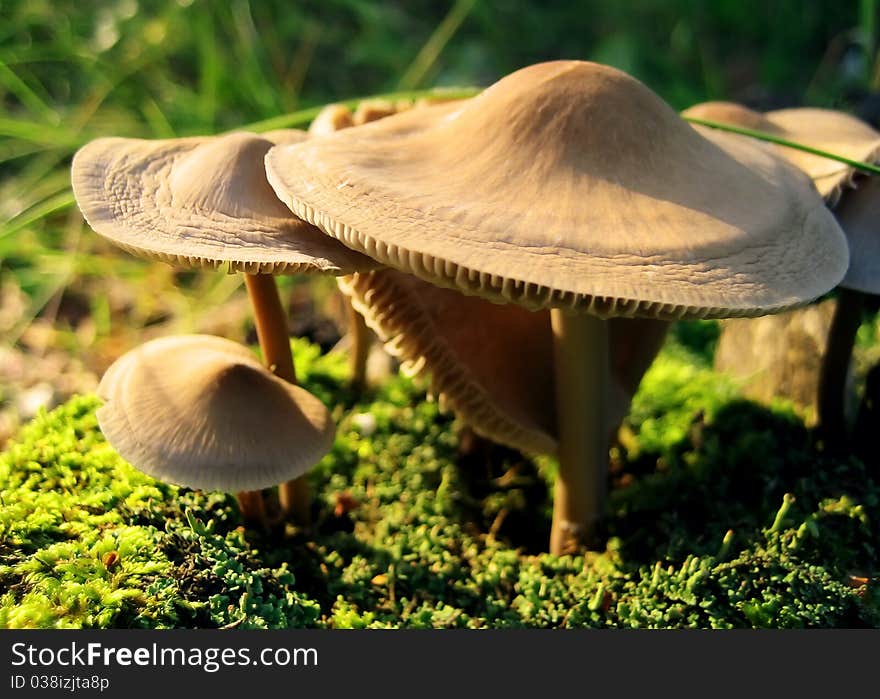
<box><xmin>1</xmin><ymin>0</ymin><xmax>878</xmax><ymax>443</ymax></box>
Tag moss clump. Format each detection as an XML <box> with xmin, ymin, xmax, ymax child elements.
<box><xmin>1</xmin><ymin>338</ymin><xmax>877</xmax><ymax>628</ymax></box>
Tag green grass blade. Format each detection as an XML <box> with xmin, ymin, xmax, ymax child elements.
<box><xmin>683</xmin><ymin>116</ymin><xmax>880</xmax><ymax>177</ymax></box>
<box><xmin>0</xmin><ymin>191</ymin><xmax>76</xmax><ymax>240</ymax></box>
<box><xmin>196</xmin><ymin>11</ymin><xmax>219</xmax><ymax>130</ymax></box>
<box><xmin>0</xmin><ymin>59</ymin><xmax>59</xmax><ymax>125</ymax></box>
<box><xmin>397</xmin><ymin>0</ymin><xmax>480</xmax><ymax>90</ymax></box>
<box><xmin>0</xmin><ymin>118</ymin><xmax>80</xmax><ymax>148</ymax></box>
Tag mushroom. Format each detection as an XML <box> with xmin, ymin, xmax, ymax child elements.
<box><xmin>71</xmin><ymin>129</ymin><xmax>377</xmax><ymax>523</ymax></box>
<box><xmin>97</xmin><ymin>334</ymin><xmax>335</xmax><ymax>525</ymax></box>
<box><xmin>266</xmin><ymin>61</ymin><xmax>848</xmax><ymax>553</ymax></box>
<box><xmin>682</xmin><ymin>102</ymin><xmax>880</xmax><ymax>202</ymax></box>
<box><xmin>683</xmin><ymin>102</ymin><xmax>880</xmax><ymax>448</ymax></box>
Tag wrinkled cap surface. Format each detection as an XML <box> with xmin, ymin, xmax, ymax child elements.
<box><xmin>97</xmin><ymin>334</ymin><xmax>335</xmax><ymax>491</ymax></box>
<box><xmin>72</xmin><ymin>129</ymin><xmax>376</xmax><ymax>275</ymax></box>
<box><xmin>341</xmin><ymin>269</ymin><xmax>669</xmax><ymax>456</ymax></box>
<box><xmin>683</xmin><ymin>101</ymin><xmax>880</xmax><ymax>293</ymax></box>
<box><xmin>267</xmin><ymin>61</ymin><xmax>847</xmax><ymax>319</ymax></box>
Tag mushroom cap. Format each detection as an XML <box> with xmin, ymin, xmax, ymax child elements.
<box><xmin>682</xmin><ymin>101</ymin><xmax>783</xmax><ymax>134</ymax></box>
<box><xmin>683</xmin><ymin>101</ymin><xmax>880</xmax><ymax>294</ymax></box>
<box><xmin>683</xmin><ymin>102</ymin><xmax>880</xmax><ymax>202</ymax></box>
<box><xmin>765</xmin><ymin>108</ymin><xmax>880</xmax><ymax>201</ymax></box>
<box><xmin>97</xmin><ymin>334</ymin><xmax>335</xmax><ymax>492</ymax></box>
<box><xmin>341</xmin><ymin>269</ymin><xmax>669</xmax><ymax>456</ymax></box>
<box><xmin>309</xmin><ymin>105</ymin><xmax>354</xmax><ymax>136</ymax></box>
<box><xmin>72</xmin><ymin>129</ymin><xmax>377</xmax><ymax>275</ymax></box>
<box><xmin>267</xmin><ymin>61</ymin><xmax>847</xmax><ymax>320</ymax></box>
<box><xmin>835</xmin><ymin>176</ymin><xmax>880</xmax><ymax>294</ymax></box>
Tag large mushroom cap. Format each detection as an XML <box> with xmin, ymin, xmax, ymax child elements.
<box><xmin>72</xmin><ymin>129</ymin><xmax>377</xmax><ymax>275</ymax></box>
<box><xmin>341</xmin><ymin>269</ymin><xmax>557</xmax><ymax>454</ymax></box>
<box><xmin>97</xmin><ymin>334</ymin><xmax>335</xmax><ymax>492</ymax></box>
<box><xmin>267</xmin><ymin>60</ymin><xmax>847</xmax><ymax>320</ymax></box>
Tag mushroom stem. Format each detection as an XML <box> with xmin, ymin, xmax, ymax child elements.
<box><xmin>817</xmin><ymin>288</ymin><xmax>864</xmax><ymax>451</ymax></box>
<box><xmin>243</xmin><ymin>273</ymin><xmax>311</xmax><ymax>525</ymax></box>
<box><xmin>236</xmin><ymin>490</ymin><xmax>269</xmax><ymax>530</ymax></box>
<box><xmin>244</xmin><ymin>273</ymin><xmax>297</xmax><ymax>383</ymax></box>
<box><xmin>348</xmin><ymin>298</ymin><xmax>371</xmax><ymax>392</ymax></box>
<box><xmin>549</xmin><ymin>309</ymin><xmax>609</xmax><ymax>555</ymax></box>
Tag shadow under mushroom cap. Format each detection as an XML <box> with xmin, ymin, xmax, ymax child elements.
<box><xmin>72</xmin><ymin>130</ymin><xmax>378</xmax><ymax>276</ymax></box>
<box><xmin>267</xmin><ymin>60</ymin><xmax>847</xmax><ymax>319</ymax></box>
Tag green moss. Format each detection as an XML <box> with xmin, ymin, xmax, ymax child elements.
<box><xmin>1</xmin><ymin>340</ymin><xmax>877</xmax><ymax>628</ymax></box>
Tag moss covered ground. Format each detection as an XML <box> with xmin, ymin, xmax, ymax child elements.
<box><xmin>1</xmin><ymin>332</ymin><xmax>878</xmax><ymax>629</ymax></box>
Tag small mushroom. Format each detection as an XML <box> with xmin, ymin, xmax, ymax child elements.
<box><xmin>267</xmin><ymin>61</ymin><xmax>848</xmax><ymax>553</ymax></box>
<box><xmin>97</xmin><ymin>334</ymin><xmax>335</xmax><ymax>525</ymax></box>
<box><xmin>71</xmin><ymin>129</ymin><xmax>377</xmax><ymax>522</ymax></box>
<box><xmin>684</xmin><ymin>101</ymin><xmax>880</xmax><ymax>448</ymax></box>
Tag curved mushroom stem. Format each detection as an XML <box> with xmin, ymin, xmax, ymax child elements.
<box><xmin>817</xmin><ymin>288</ymin><xmax>865</xmax><ymax>452</ymax></box>
<box><xmin>549</xmin><ymin>309</ymin><xmax>609</xmax><ymax>555</ymax></box>
<box><xmin>244</xmin><ymin>273</ymin><xmax>311</xmax><ymax>526</ymax></box>
<box><xmin>347</xmin><ymin>297</ymin><xmax>371</xmax><ymax>394</ymax></box>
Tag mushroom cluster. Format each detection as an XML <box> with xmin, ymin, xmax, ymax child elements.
<box><xmin>72</xmin><ymin>128</ymin><xmax>377</xmax><ymax>523</ymax></box>
<box><xmin>683</xmin><ymin>101</ymin><xmax>880</xmax><ymax>449</ymax></box>
<box><xmin>266</xmin><ymin>60</ymin><xmax>848</xmax><ymax>553</ymax></box>
<box><xmin>72</xmin><ymin>60</ymin><xmax>851</xmax><ymax>555</ymax></box>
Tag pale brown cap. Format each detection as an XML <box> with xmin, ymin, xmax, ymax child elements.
<box><xmin>72</xmin><ymin>129</ymin><xmax>376</xmax><ymax>275</ymax></box>
<box><xmin>309</xmin><ymin>105</ymin><xmax>354</xmax><ymax>135</ymax></box>
<box><xmin>341</xmin><ymin>269</ymin><xmax>668</xmax><ymax>456</ymax></box>
<box><xmin>267</xmin><ymin>61</ymin><xmax>847</xmax><ymax>320</ymax></box>
<box><xmin>683</xmin><ymin>101</ymin><xmax>880</xmax><ymax>293</ymax></box>
<box><xmin>765</xmin><ymin>108</ymin><xmax>880</xmax><ymax>201</ymax></box>
<box><xmin>352</xmin><ymin>99</ymin><xmax>399</xmax><ymax>125</ymax></box>
<box><xmin>683</xmin><ymin>101</ymin><xmax>880</xmax><ymax>203</ymax></box>
<box><xmin>97</xmin><ymin>334</ymin><xmax>335</xmax><ymax>491</ymax></box>
<box><xmin>682</xmin><ymin>101</ymin><xmax>783</xmax><ymax>134</ymax></box>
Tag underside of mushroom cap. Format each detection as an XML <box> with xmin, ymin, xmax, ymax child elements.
<box><xmin>340</xmin><ymin>269</ymin><xmax>669</xmax><ymax>456</ymax></box>
<box><xmin>72</xmin><ymin>130</ymin><xmax>378</xmax><ymax>275</ymax></box>
<box><xmin>267</xmin><ymin>61</ymin><xmax>847</xmax><ymax>320</ymax></box>
<box><xmin>97</xmin><ymin>334</ymin><xmax>335</xmax><ymax>492</ymax></box>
